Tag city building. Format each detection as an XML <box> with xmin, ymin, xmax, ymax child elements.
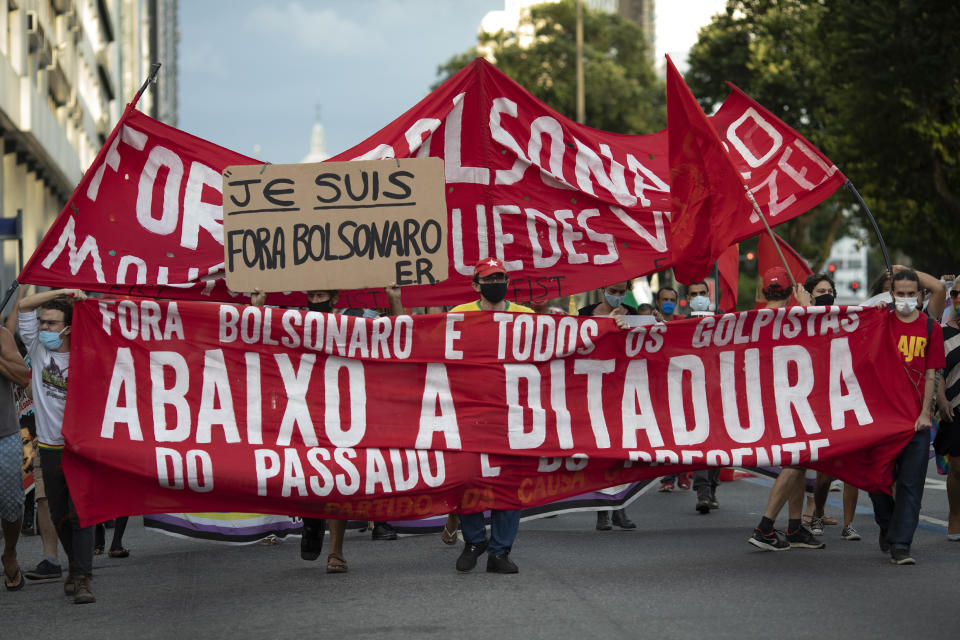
<box><xmin>0</xmin><ymin>0</ymin><xmax>178</xmax><ymax>288</ymax></box>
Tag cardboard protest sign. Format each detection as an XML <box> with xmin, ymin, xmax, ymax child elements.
<box><xmin>222</xmin><ymin>158</ymin><xmax>447</xmax><ymax>293</ymax></box>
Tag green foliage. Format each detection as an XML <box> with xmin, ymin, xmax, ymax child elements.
<box><xmin>686</xmin><ymin>0</ymin><xmax>960</xmax><ymax>273</ymax></box>
<box><xmin>434</xmin><ymin>0</ymin><xmax>665</xmax><ymax>134</ymax></box>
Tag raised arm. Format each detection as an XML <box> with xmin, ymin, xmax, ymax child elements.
<box><xmin>19</xmin><ymin>288</ymin><xmax>86</xmax><ymax>313</ymax></box>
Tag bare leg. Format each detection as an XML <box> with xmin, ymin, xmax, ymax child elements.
<box><xmin>948</xmin><ymin>464</ymin><xmax>960</xmax><ymax>535</ymax></box>
<box><xmin>812</xmin><ymin>473</ymin><xmax>832</xmax><ymax>518</ymax></box>
<box><xmin>842</xmin><ymin>483</ymin><xmax>859</xmax><ymax>527</ymax></box>
<box><xmin>37</xmin><ymin>498</ymin><xmax>59</xmax><ymax>559</ymax></box>
<box><xmin>2</xmin><ymin>515</ymin><xmax>23</xmax><ymax>587</ymax></box>
<box><xmin>762</xmin><ymin>467</ymin><xmax>805</xmax><ymax>520</ymax></box>
<box><xmin>328</xmin><ymin>519</ymin><xmax>346</xmax><ymax>559</ymax></box>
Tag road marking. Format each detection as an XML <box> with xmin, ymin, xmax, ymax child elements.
<box><xmin>919</xmin><ymin>515</ymin><xmax>948</xmax><ymax>526</ymax></box>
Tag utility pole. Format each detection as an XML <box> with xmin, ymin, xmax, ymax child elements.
<box><xmin>576</xmin><ymin>0</ymin><xmax>585</xmax><ymax>124</ymax></box>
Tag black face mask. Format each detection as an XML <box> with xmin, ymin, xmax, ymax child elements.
<box><xmin>308</xmin><ymin>300</ymin><xmax>334</xmax><ymax>313</ymax></box>
<box><xmin>814</xmin><ymin>293</ymin><xmax>835</xmax><ymax>306</ymax></box>
<box><xmin>480</xmin><ymin>282</ymin><xmax>508</xmax><ymax>304</ymax></box>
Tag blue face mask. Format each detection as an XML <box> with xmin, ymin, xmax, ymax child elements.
<box><xmin>661</xmin><ymin>301</ymin><xmax>676</xmax><ymax>315</ymax></box>
<box><xmin>39</xmin><ymin>328</ymin><xmax>66</xmax><ymax>350</ymax></box>
<box><xmin>604</xmin><ymin>291</ymin><xmax>625</xmax><ymax>309</ymax></box>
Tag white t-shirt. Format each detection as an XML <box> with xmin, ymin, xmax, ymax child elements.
<box><xmin>19</xmin><ymin>311</ymin><xmax>70</xmax><ymax>446</ymax></box>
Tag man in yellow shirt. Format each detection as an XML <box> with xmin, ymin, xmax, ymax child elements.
<box><xmin>450</xmin><ymin>258</ymin><xmax>530</xmax><ymax>573</ymax></box>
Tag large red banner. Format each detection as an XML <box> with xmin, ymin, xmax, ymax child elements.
<box><xmin>64</xmin><ymin>299</ymin><xmax>914</xmax><ymax>526</ymax></box>
<box><xmin>21</xmin><ymin>59</ymin><xmax>844</xmax><ymax>308</ymax></box>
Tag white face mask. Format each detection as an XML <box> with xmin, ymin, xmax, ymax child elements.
<box><xmin>894</xmin><ymin>296</ymin><xmax>918</xmax><ymax>314</ymax></box>
<box><xmin>689</xmin><ymin>295</ymin><xmax>710</xmax><ymax>312</ymax></box>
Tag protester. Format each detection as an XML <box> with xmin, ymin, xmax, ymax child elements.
<box><xmin>450</xmin><ymin>258</ymin><xmax>533</xmax><ymax>574</ymax></box>
<box><xmin>685</xmin><ymin>281</ymin><xmax>721</xmax><ymax>513</ymax></box>
<box><xmin>1</xmin><ymin>318</ymin><xmax>31</xmax><ymax>591</ymax></box>
<box><xmin>936</xmin><ymin>277</ymin><xmax>960</xmax><ymax>540</ymax></box>
<box><xmin>655</xmin><ymin>285</ymin><xmax>690</xmax><ymax>492</ymax></box>
<box><xmin>869</xmin><ymin>269</ymin><xmax>945</xmax><ymax>564</ymax></box>
<box><xmin>748</xmin><ymin>267</ymin><xmax>824</xmax><ymax>551</ymax></box>
<box><xmin>252</xmin><ymin>285</ymin><xmax>404</xmax><ymax>571</ymax></box>
<box><xmin>580</xmin><ymin>281</ymin><xmax>636</xmax><ymax>531</ymax></box>
<box><xmin>18</xmin><ymin>288</ymin><xmax>96</xmax><ymax>602</ymax></box>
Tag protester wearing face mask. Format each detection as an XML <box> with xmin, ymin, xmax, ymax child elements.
<box><xmin>686</xmin><ymin>280</ymin><xmax>712</xmax><ymax>317</ymax></box>
<box><xmin>868</xmin><ymin>268</ymin><xmax>945</xmax><ymax>564</ymax></box>
<box><xmin>797</xmin><ymin>274</ymin><xmax>862</xmax><ymax>541</ymax></box>
<box><xmin>579</xmin><ymin>281</ymin><xmax>637</xmax><ymax>532</ymax></box>
<box><xmin>16</xmin><ymin>288</ymin><xmax>97</xmax><ymax>603</ymax></box>
<box><xmin>656</xmin><ymin>287</ymin><xmax>679</xmax><ymax>322</ymax></box>
<box><xmin>250</xmin><ymin>285</ymin><xmax>404</xmax><ymax>571</ymax></box>
<box><xmin>449</xmin><ymin>258</ymin><xmax>532</xmax><ymax>574</ymax></box>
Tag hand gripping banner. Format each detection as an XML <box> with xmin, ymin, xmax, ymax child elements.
<box><xmin>22</xmin><ymin>59</ymin><xmax>844</xmax><ymax>308</ymax></box>
<box><xmin>63</xmin><ymin>300</ymin><xmax>914</xmax><ymax>526</ymax></box>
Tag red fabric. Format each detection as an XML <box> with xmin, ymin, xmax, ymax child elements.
<box><xmin>666</xmin><ymin>57</ymin><xmax>753</xmax><ymax>284</ymax></box>
<box><xmin>63</xmin><ymin>299</ymin><xmax>915</xmax><ymax>525</ymax></box>
<box><xmin>891</xmin><ymin>313</ymin><xmax>945</xmax><ymax>408</ymax></box>
<box><xmin>717</xmin><ymin>244</ymin><xmax>739</xmax><ymax>312</ymax></box>
<box><xmin>755</xmin><ymin>233</ymin><xmax>813</xmax><ymax>308</ymax></box>
<box><xmin>22</xmin><ymin>59</ymin><xmax>846</xmax><ymax>308</ymax></box>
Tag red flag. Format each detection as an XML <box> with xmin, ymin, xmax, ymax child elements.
<box><xmin>755</xmin><ymin>233</ymin><xmax>813</xmax><ymax>308</ymax></box>
<box><xmin>717</xmin><ymin>243</ymin><xmax>739</xmax><ymax>312</ymax></box>
<box><xmin>667</xmin><ymin>56</ymin><xmax>754</xmax><ymax>284</ymax></box>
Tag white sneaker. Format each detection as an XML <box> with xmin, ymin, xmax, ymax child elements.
<box><xmin>841</xmin><ymin>525</ymin><xmax>861</xmax><ymax>541</ymax></box>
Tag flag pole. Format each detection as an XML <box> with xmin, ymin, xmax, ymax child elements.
<box><xmin>13</xmin><ymin>63</ymin><xmax>161</xmax><ymax>308</ymax></box>
<box><xmin>844</xmin><ymin>180</ymin><xmax>893</xmax><ymax>277</ymax></box>
<box><xmin>745</xmin><ymin>188</ymin><xmax>797</xmax><ymax>287</ymax></box>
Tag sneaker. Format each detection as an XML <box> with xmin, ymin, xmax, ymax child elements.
<box><xmin>300</xmin><ymin>520</ymin><xmax>326</xmax><ymax>561</ymax></box>
<box><xmin>809</xmin><ymin>516</ymin><xmax>825</xmax><ymax>536</ymax></box>
<box><xmin>748</xmin><ymin>528</ymin><xmax>790</xmax><ymax>551</ymax></box>
<box><xmin>486</xmin><ymin>553</ymin><xmax>519</xmax><ymax>574</ymax></box>
<box><xmin>709</xmin><ymin>490</ymin><xmax>719</xmax><ymax>510</ymax></box>
<box><xmin>455</xmin><ymin>540</ymin><xmax>488</xmax><ymax>573</ymax></box>
<box><xmin>786</xmin><ymin>526</ymin><xmax>826</xmax><ymax>549</ymax></box>
<box><xmin>659</xmin><ymin>481</ymin><xmax>675</xmax><ymax>493</ymax></box>
<box><xmin>677</xmin><ymin>473</ymin><xmax>691</xmax><ymax>490</ymax></box>
<box><xmin>841</xmin><ymin>525</ymin><xmax>861</xmax><ymax>541</ymax></box>
<box><xmin>878</xmin><ymin>527</ymin><xmax>890</xmax><ymax>554</ymax></box>
<box><xmin>73</xmin><ymin>575</ymin><xmax>95</xmax><ymax>604</ymax></box>
<box><xmin>696</xmin><ymin>495</ymin><xmax>711</xmax><ymax>514</ymax></box>
<box><xmin>371</xmin><ymin>522</ymin><xmax>398</xmax><ymax>541</ymax></box>
<box><xmin>24</xmin><ymin>559</ymin><xmax>62</xmax><ymax>581</ymax></box>
<box><xmin>890</xmin><ymin>548</ymin><xmax>915</xmax><ymax>565</ymax></box>
<box><xmin>596</xmin><ymin>511</ymin><xmax>612</xmax><ymax>531</ymax></box>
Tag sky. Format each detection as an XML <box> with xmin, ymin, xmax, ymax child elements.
<box><xmin>178</xmin><ymin>0</ymin><xmax>726</xmax><ymax>164</ymax></box>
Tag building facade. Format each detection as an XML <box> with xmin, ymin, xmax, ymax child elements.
<box><xmin>0</xmin><ymin>0</ymin><xmax>177</xmax><ymax>289</ymax></box>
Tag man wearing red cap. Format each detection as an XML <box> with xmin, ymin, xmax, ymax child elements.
<box><xmin>747</xmin><ymin>266</ymin><xmax>822</xmax><ymax>552</ymax></box>
<box><xmin>449</xmin><ymin>258</ymin><xmax>532</xmax><ymax>574</ymax></box>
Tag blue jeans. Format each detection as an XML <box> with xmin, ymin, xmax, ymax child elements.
<box><xmin>460</xmin><ymin>510</ymin><xmax>520</xmax><ymax>556</ymax></box>
<box><xmin>869</xmin><ymin>429</ymin><xmax>929</xmax><ymax>551</ymax></box>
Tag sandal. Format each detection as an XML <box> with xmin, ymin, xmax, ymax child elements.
<box><xmin>441</xmin><ymin>523</ymin><xmax>459</xmax><ymax>545</ymax></box>
<box><xmin>3</xmin><ymin>559</ymin><xmax>25</xmax><ymax>591</ymax></box>
<box><xmin>108</xmin><ymin>548</ymin><xmax>130</xmax><ymax>558</ymax></box>
<box><xmin>93</xmin><ymin>546</ymin><xmax>104</xmax><ymax>556</ymax></box>
<box><xmin>326</xmin><ymin>553</ymin><xmax>348</xmax><ymax>574</ymax></box>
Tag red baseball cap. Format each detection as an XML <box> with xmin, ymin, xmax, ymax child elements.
<box><xmin>762</xmin><ymin>266</ymin><xmax>789</xmax><ymax>289</ymax></box>
<box><xmin>474</xmin><ymin>257</ymin><xmax>507</xmax><ymax>278</ymax></box>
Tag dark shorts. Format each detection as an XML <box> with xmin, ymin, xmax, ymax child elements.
<box><xmin>934</xmin><ymin>417</ymin><xmax>960</xmax><ymax>458</ymax></box>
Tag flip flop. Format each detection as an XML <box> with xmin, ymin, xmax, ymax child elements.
<box><xmin>4</xmin><ymin>566</ymin><xmax>25</xmax><ymax>591</ymax></box>
<box><xmin>441</xmin><ymin>523</ymin><xmax>459</xmax><ymax>545</ymax></box>
<box><xmin>326</xmin><ymin>553</ymin><xmax>348</xmax><ymax>574</ymax></box>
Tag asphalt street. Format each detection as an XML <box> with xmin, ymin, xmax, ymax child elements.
<box><xmin>2</xmin><ymin>464</ymin><xmax>957</xmax><ymax>640</ymax></box>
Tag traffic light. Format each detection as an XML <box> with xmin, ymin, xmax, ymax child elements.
<box><xmin>827</xmin><ymin>263</ymin><xmax>837</xmax><ymax>273</ymax></box>
<box><xmin>745</xmin><ymin>251</ymin><xmax>755</xmax><ymax>262</ymax></box>
<box><xmin>850</xmin><ymin>281</ymin><xmax>860</xmax><ymax>292</ymax></box>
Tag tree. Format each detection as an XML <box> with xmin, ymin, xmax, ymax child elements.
<box><xmin>434</xmin><ymin>0</ymin><xmax>665</xmax><ymax>135</ymax></box>
<box><xmin>686</xmin><ymin>0</ymin><xmax>960</xmax><ymax>274</ymax></box>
